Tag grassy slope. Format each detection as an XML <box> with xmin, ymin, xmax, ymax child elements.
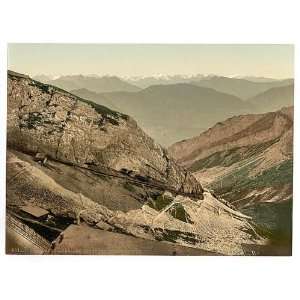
<box><xmin>208</xmin><ymin>158</ymin><xmax>293</xmax><ymax>206</ymax></box>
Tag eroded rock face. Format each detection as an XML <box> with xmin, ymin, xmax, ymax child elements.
<box><xmin>7</xmin><ymin>71</ymin><xmax>203</xmax><ymax>196</ymax></box>
<box><xmin>169</xmin><ymin>107</ymin><xmax>293</xmax><ymax>167</ymax></box>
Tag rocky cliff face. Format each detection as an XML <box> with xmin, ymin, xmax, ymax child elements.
<box><xmin>7</xmin><ymin>71</ymin><xmax>203</xmax><ymax>196</ymax></box>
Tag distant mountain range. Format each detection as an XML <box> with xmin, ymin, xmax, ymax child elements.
<box><xmin>34</xmin><ymin>73</ymin><xmax>293</xmax><ymax>97</ymax></box>
<box><xmin>72</xmin><ymin>84</ymin><xmax>252</xmax><ymax>146</ymax></box>
<box><xmin>248</xmin><ymin>84</ymin><xmax>294</xmax><ymax>113</ymax></box>
<box><xmin>235</xmin><ymin>76</ymin><xmax>280</xmax><ymax>83</ymax></box>
<box><xmin>71</xmin><ymin>82</ymin><xmax>293</xmax><ymax>146</ymax></box>
<box><xmin>125</xmin><ymin>74</ymin><xmax>207</xmax><ymax>88</ymax></box>
<box><xmin>33</xmin><ymin>74</ymin><xmax>141</xmax><ymax>93</ymax></box>
<box><xmin>189</xmin><ymin>76</ymin><xmax>293</xmax><ymax>99</ymax></box>
<box><xmin>126</xmin><ymin>74</ymin><xmax>291</xmax><ymax>89</ymax></box>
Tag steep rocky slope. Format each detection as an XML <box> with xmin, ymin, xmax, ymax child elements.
<box><xmin>6</xmin><ymin>71</ymin><xmax>264</xmax><ymax>255</ymax></box>
<box><xmin>7</xmin><ymin>71</ymin><xmax>202</xmax><ymax>195</ymax></box>
<box><xmin>169</xmin><ymin>107</ymin><xmax>293</xmax><ymax>207</ymax></box>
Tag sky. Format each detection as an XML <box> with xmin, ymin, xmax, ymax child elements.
<box><xmin>7</xmin><ymin>44</ymin><xmax>294</xmax><ymax>79</ymax></box>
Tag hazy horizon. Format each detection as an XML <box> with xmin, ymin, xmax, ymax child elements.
<box><xmin>8</xmin><ymin>44</ymin><xmax>294</xmax><ymax>79</ymax></box>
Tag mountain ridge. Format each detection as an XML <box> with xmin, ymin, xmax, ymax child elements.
<box><xmin>72</xmin><ymin>83</ymin><xmax>253</xmax><ymax>146</ymax></box>
<box><xmin>34</xmin><ymin>73</ymin><xmax>294</xmax><ymax>100</ymax></box>
<box><xmin>33</xmin><ymin>73</ymin><xmax>141</xmax><ymax>94</ymax></box>
<box><xmin>248</xmin><ymin>84</ymin><xmax>294</xmax><ymax>113</ymax></box>
<box><xmin>190</xmin><ymin>76</ymin><xmax>293</xmax><ymax>99</ymax></box>
<box><xmin>168</xmin><ymin>106</ymin><xmax>293</xmax><ymax>210</ymax></box>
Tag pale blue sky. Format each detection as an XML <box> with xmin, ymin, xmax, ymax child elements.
<box><xmin>8</xmin><ymin>44</ymin><xmax>294</xmax><ymax>78</ymax></box>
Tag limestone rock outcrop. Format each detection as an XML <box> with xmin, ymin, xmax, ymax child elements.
<box><xmin>7</xmin><ymin>71</ymin><xmax>203</xmax><ymax>196</ymax></box>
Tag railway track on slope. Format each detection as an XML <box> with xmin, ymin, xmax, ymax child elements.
<box><xmin>46</xmin><ymin>157</ymin><xmax>202</xmax><ymax>198</ymax></box>
<box><xmin>6</xmin><ymin>213</ymin><xmax>51</xmax><ymax>253</ymax></box>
